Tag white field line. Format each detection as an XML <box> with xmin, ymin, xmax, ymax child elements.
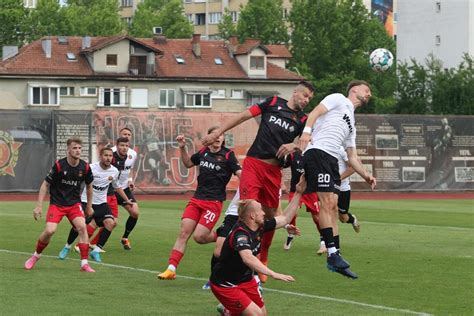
<box><xmin>1</xmin><ymin>248</ymin><xmax>432</xmax><ymax>316</ymax></box>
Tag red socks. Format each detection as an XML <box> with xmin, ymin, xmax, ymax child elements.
<box><xmin>86</xmin><ymin>224</ymin><xmax>96</xmax><ymax>237</ymax></box>
<box><xmin>168</xmin><ymin>249</ymin><xmax>184</xmax><ymax>268</ymax></box>
<box><xmin>77</xmin><ymin>243</ymin><xmax>89</xmax><ymax>260</ymax></box>
<box><xmin>90</xmin><ymin>227</ymin><xmax>104</xmax><ymax>245</ymax></box>
<box><xmin>35</xmin><ymin>240</ymin><xmax>49</xmax><ymax>254</ymax></box>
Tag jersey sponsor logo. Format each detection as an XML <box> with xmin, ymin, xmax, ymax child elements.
<box><xmin>342</xmin><ymin>114</ymin><xmax>354</xmax><ymax>134</ymax></box>
<box><xmin>296</xmin><ymin>168</ymin><xmax>304</xmax><ymax>174</ymax></box>
<box><xmin>200</xmin><ymin>160</ymin><xmax>216</xmax><ymax>170</ymax></box>
<box><xmin>108</xmin><ymin>176</ymin><xmax>113</xmax><ymax>181</ymax></box>
<box><xmin>0</xmin><ymin>130</ymin><xmax>22</xmax><ymax>177</ymax></box>
<box><xmin>269</xmin><ymin>115</ymin><xmax>295</xmax><ymax>132</ymax></box>
<box><xmin>61</xmin><ymin>179</ymin><xmax>78</xmax><ymax>186</ymax></box>
<box><xmin>93</xmin><ymin>184</ymin><xmax>108</xmax><ymax>191</ymax></box>
<box><xmin>78</xmin><ymin>170</ymin><xmax>83</xmax><ymax>177</ymax></box>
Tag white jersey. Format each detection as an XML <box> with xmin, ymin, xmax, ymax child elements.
<box><xmin>225</xmin><ymin>189</ymin><xmax>240</xmax><ymax>216</ymax></box>
<box><xmin>112</xmin><ymin>146</ymin><xmax>137</xmax><ymax>189</ymax></box>
<box><xmin>337</xmin><ymin>147</ymin><xmax>351</xmax><ymax>192</ymax></box>
<box><xmin>305</xmin><ymin>93</ymin><xmax>357</xmax><ymax>158</ymax></box>
<box><xmin>81</xmin><ymin>162</ymin><xmax>120</xmax><ymax>205</ymax></box>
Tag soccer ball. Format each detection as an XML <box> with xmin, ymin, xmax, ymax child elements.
<box><xmin>161</xmin><ymin>178</ymin><xmax>171</xmax><ymax>186</ymax></box>
<box><xmin>369</xmin><ymin>48</ymin><xmax>394</xmax><ymax>72</ymax></box>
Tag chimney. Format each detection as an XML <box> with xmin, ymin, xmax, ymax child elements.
<box><xmin>2</xmin><ymin>46</ymin><xmax>18</xmax><ymax>61</ymax></box>
<box><xmin>192</xmin><ymin>34</ymin><xmax>201</xmax><ymax>57</ymax></box>
<box><xmin>227</xmin><ymin>35</ymin><xmax>238</xmax><ymax>54</ymax></box>
<box><xmin>41</xmin><ymin>38</ymin><xmax>52</xmax><ymax>58</ymax></box>
<box><xmin>153</xmin><ymin>34</ymin><xmax>167</xmax><ymax>44</ymax></box>
<box><xmin>82</xmin><ymin>36</ymin><xmax>91</xmax><ymax>49</ymax></box>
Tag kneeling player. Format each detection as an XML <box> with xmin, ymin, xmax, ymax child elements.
<box><xmin>209</xmin><ymin>176</ymin><xmax>306</xmax><ymax>316</ymax></box>
<box><xmin>58</xmin><ymin>147</ymin><xmax>133</xmax><ymax>262</ymax></box>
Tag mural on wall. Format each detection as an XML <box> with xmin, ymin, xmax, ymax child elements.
<box><xmin>372</xmin><ymin>0</ymin><xmax>394</xmax><ymax>37</ymax></box>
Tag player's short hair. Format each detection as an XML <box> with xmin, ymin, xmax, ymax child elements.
<box><xmin>120</xmin><ymin>127</ymin><xmax>132</xmax><ymax>134</ymax></box>
<box><xmin>100</xmin><ymin>147</ymin><xmax>113</xmax><ymax>155</ymax></box>
<box><xmin>116</xmin><ymin>137</ymin><xmax>129</xmax><ymax>144</ymax></box>
<box><xmin>237</xmin><ymin>199</ymin><xmax>254</xmax><ymax>218</ymax></box>
<box><xmin>346</xmin><ymin>80</ymin><xmax>371</xmax><ymax>95</ymax></box>
<box><xmin>207</xmin><ymin>126</ymin><xmax>219</xmax><ymax>134</ymax></box>
<box><xmin>67</xmin><ymin>137</ymin><xmax>82</xmax><ymax>146</ymax></box>
<box><xmin>296</xmin><ymin>80</ymin><xmax>315</xmax><ymax>93</ymax></box>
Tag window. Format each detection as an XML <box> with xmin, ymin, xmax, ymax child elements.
<box><xmin>214</xmin><ymin>57</ymin><xmax>223</xmax><ymax>65</ymax></box>
<box><xmin>60</xmin><ymin>87</ymin><xmax>75</xmax><ymax>96</ymax></box>
<box><xmin>185</xmin><ymin>93</ymin><xmax>211</xmax><ymax>108</ymax></box>
<box><xmin>436</xmin><ymin>2</ymin><xmax>441</xmax><ymax>12</ymax></box>
<box><xmin>29</xmin><ymin>86</ymin><xmax>59</xmax><ymax>105</ymax></box>
<box><xmin>211</xmin><ymin>89</ymin><xmax>225</xmax><ymax>99</ymax></box>
<box><xmin>230</xmin><ymin>11</ymin><xmax>239</xmax><ymax>23</ymax></box>
<box><xmin>231</xmin><ymin>89</ymin><xmax>244</xmax><ymax>99</ymax></box>
<box><xmin>282</xmin><ymin>8</ymin><xmax>288</xmax><ymax>18</ymax></box>
<box><xmin>121</xmin><ymin>0</ymin><xmax>133</xmax><ymax>7</ymax></box>
<box><xmin>123</xmin><ymin>17</ymin><xmax>132</xmax><ymax>27</ymax></box>
<box><xmin>80</xmin><ymin>87</ymin><xmax>97</xmax><ymax>96</ymax></box>
<box><xmin>98</xmin><ymin>87</ymin><xmax>126</xmax><ymax>107</ymax></box>
<box><xmin>435</xmin><ymin>35</ymin><xmax>441</xmax><ymax>46</ymax></box>
<box><xmin>66</xmin><ymin>52</ymin><xmax>76</xmax><ymax>61</ymax></box>
<box><xmin>106</xmin><ymin>54</ymin><xmax>118</xmax><ymax>66</ymax></box>
<box><xmin>184</xmin><ymin>0</ymin><xmax>192</xmax><ymax>3</ymax></box>
<box><xmin>186</xmin><ymin>14</ymin><xmax>193</xmax><ymax>23</ymax></box>
<box><xmin>130</xmin><ymin>88</ymin><xmax>148</xmax><ymax>108</ymax></box>
<box><xmin>209</xmin><ymin>12</ymin><xmax>222</xmax><ymax>24</ymax></box>
<box><xmin>175</xmin><ymin>55</ymin><xmax>185</xmax><ymax>64</ymax></box>
<box><xmin>195</xmin><ymin>13</ymin><xmax>206</xmax><ymax>25</ymax></box>
<box><xmin>250</xmin><ymin>56</ymin><xmax>265</xmax><ymax>69</ymax></box>
<box><xmin>248</xmin><ymin>94</ymin><xmax>271</xmax><ymax>106</ymax></box>
<box><xmin>159</xmin><ymin>89</ymin><xmax>176</xmax><ymax>107</ymax></box>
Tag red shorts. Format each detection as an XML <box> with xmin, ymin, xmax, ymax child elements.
<box><xmin>210</xmin><ymin>278</ymin><xmax>263</xmax><ymax>315</ymax></box>
<box><xmin>239</xmin><ymin>157</ymin><xmax>282</xmax><ymax>209</ymax></box>
<box><xmin>107</xmin><ymin>195</ymin><xmax>119</xmax><ymax>218</ymax></box>
<box><xmin>182</xmin><ymin>198</ymin><xmax>223</xmax><ymax>230</ymax></box>
<box><xmin>289</xmin><ymin>192</ymin><xmax>320</xmax><ymax>215</ymax></box>
<box><xmin>46</xmin><ymin>203</ymin><xmax>84</xmax><ymax>224</ymax></box>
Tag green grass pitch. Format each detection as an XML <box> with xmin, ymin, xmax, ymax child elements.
<box><xmin>0</xmin><ymin>198</ymin><xmax>472</xmax><ymax>315</ymax></box>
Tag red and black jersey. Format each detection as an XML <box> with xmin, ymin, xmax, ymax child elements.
<box><xmin>190</xmin><ymin>146</ymin><xmax>241</xmax><ymax>201</ymax></box>
<box><xmin>210</xmin><ymin>218</ymin><xmax>276</xmax><ymax>286</ymax></box>
<box><xmin>289</xmin><ymin>151</ymin><xmax>305</xmax><ymax>193</ymax></box>
<box><xmin>107</xmin><ymin>151</ymin><xmax>127</xmax><ymax>196</ymax></box>
<box><xmin>247</xmin><ymin>96</ymin><xmax>307</xmax><ymax>160</ymax></box>
<box><xmin>45</xmin><ymin>158</ymin><xmax>93</xmax><ymax>206</ymax></box>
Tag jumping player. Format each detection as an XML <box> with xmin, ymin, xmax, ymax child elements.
<box><xmin>24</xmin><ymin>137</ymin><xmax>95</xmax><ymax>272</ymax></box>
<box><xmin>58</xmin><ymin>147</ymin><xmax>133</xmax><ymax>262</ymax></box>
<box><xmin>299</xmin><ymin>80</ymin><xmax>376</xmax><ymax>279</ymax></box>
<box><xmin>209</xmin><ymin>176</ymin><xmax>306</xmax><ymax>316</ymax></box>
<box><xmin>202</xmin><ymin>81</ymin><xmax>314</xmax><ymax>282</ymax></box>
<box><xmin>158</xmin><ymin>127</ymin><xmax>241</xmax><ymax>280</ymax></box>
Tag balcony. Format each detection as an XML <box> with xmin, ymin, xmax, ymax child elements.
<box><xmin>129</xmin><ymin>63</ymin><xmax>155</xmax><ymax>76</ymax></box>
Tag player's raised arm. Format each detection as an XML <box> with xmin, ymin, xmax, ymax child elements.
<box><xmin>176</xmin><ymin>135</ymin><xmax>195</xmax><ymax>168</ymax></box>
<box><xmin>201</xmin><ymin>110</ymin><xmax>253</xmax><ymax>146</ymax></box>
<box><xmin>298</xmin><ymin>104</ymin><xmax>328</xmax><ymax>151</ymax></box>
<box><xmin>346</xmin><ymin>147</ymin><xmax>376</xmax><ymax>190</ymax></box>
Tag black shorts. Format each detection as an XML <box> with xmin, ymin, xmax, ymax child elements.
<box><xmin>338</xmin><ymin>190</ymin><xmax>351</xmax><ymax>213</ymax></box>
<box><xmin>82</xmin><ymin>202</ymin><xmax>114</xmax><ymax>227</ymax></box>
<box><xmin>216</xmin><ymin>215</ymin><xmax>239</xmax><ymax>238</ymax></box>
<box><xmin>303</xmin><ymin>149</ymin><xmax>341</xmax><ymax>194</ymax></box>
<box><xmin>115</xmin><ymin>187</ymin><xmax>137</xmax><ymax>206</ymax></box>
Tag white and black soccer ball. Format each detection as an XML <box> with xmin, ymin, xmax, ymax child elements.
<box><xmin>161</xmin><ymin>178</ymin><xmax>171</xmax><ymax>186</ymax></box>
<box><xmin>369</xmin><ymin>48</ymin><xmax>394</xmax><ymax>72</ymax></box>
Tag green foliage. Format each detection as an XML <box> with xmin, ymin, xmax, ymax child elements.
<box><xmin>26</xmin><ymin>0</ymin><xmax>68</xmax><ymax>41</ymax></box>
<box><xmin>396</xmin><ymin>54</ymin><xmax>474</xmax><ymax>115</ymax></box>
<box><xmin>0</xmin><ymin>0</ymin><xmax>29</xmax><ymax>51</ymax></box>
<box><xmin>237</xmin><ymin>0</ymin><xmax>289</xmax><ymax>44</ymax></box>
<box><xmin>217</xmin><ymin>8</ymin><xmax>236</xmax><ymax>40</ymax></box>
<box><xmin>289</xmin><ymin>0</ymin><xmax>396</xmax><ymax>113</ymax></box>
<box><xmin>129</xmin><ymin>0</ymin><xmax>192</xmax><ymax>38</ymax></box>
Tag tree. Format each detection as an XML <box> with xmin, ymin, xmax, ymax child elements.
<box><xmin>27</xmin><ymin>0</ymin><xmax>69</xmax><ymax>41</ymax></box>
<box><xmin>0</xmin><ymin>0</ymin><xmax>29</xmax><ymax>53</ymax></box>
<box><xmin>217</xmin><ymin>8</ymin><xmax>236</xmax><ymax>40</ymax></box>
<box><xmin>396</xmin><ymin>54</ymin><xmax>474</xmax><ymax>115</ymax></box>
<box><xmin>289</xmin><ymin>0</ymin><xmax>396</xmax><ymax>113</ymax></box>
<box><xmin>236</xmin><ymin>0</ymin><xmax>289</xmax><ymax>44</ymax></box>
<box><xmin>64</xmin><ymin>0</ymin><xmax>123</xmax><ymax>36</ymax></box>
<box><xmin>129</xmin><ymin>0</ymin><xmax>192</xmax><ymax>38</ymax></box>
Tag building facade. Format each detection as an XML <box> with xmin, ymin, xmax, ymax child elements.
<box><xmin>396</xmin><ymin>0</ymin><xmax>474</xmax><ymax>68</ymax></box>
<box><xmin>0</xmin><ymin>34</ymin><xmax>301</xmax><ymax>111</ymax></box>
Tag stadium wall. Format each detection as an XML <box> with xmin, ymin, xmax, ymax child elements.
<box><xmin>0</xmin><ymin>110</ymin><xmax>472</xmax><ymax>192</ymax></box>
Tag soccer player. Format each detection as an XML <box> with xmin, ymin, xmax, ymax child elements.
<box><xmin>91</xmin><ymin>130</ymin><xmax>139</xmax><ymax>250</ymax></box>
<box><xmin>282</xmin><ymin>150</ymin><xmax>321</xmax><ymax>251</ymax></box>
<box><xmin>209</xmin><ymin>176</ymin><xmax>306</xmax><ymax>316</ymax></box>
<box><xmin>58</xmin><ymin>147</ymin><xmax>134</xmax><ymax>262</ymax></box>
<box><xmin>202</xmin><ymin>80</ymin><xmax>314</xmax><ymax>282</ymax></box>
<box><xmin>24</xmin><ymin>137</ymin><xmax>95</xmax><ymax>272</ymax></box>
<box><xmin>299</xmin><ymin>80</ymin><xmax>377</xmax><ymax>279</ymax></box>
<box><xmin>158</xmin><ymin>127</ymin><xmax>242</xmax><ymax>280</ymax></box>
